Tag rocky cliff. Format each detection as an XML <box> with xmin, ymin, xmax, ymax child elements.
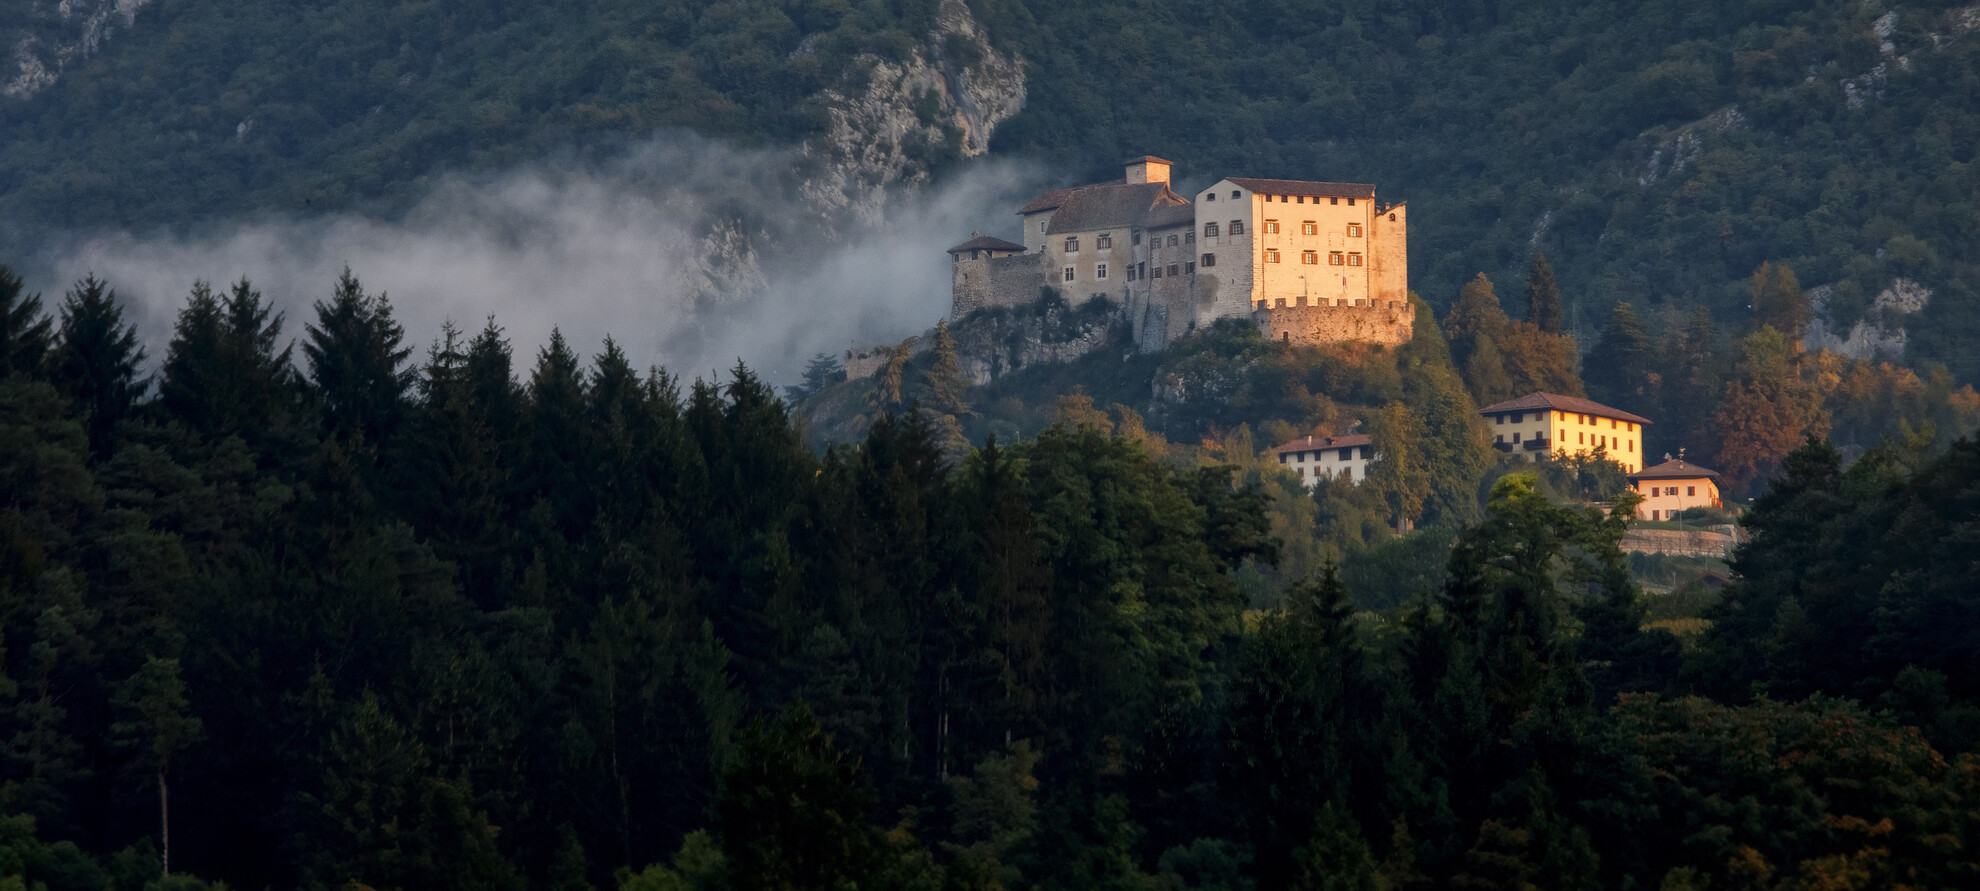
<box><xmin>3</xmin><ymin>0</ymin><xmax>150</xmax><ymax>99</ymax></box>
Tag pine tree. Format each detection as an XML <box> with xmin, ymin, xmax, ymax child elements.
<box><xmin>160</xmin><ymin>278</ymin><xmax>295</xmax><ymax>440</ymax></box>
<box><xmin>0</xmin><ymin>263</ymin><xmax>52</xmax><ymax>379</ymax></box>
<box><xmin>784</xmin><ymin>352</ymin><xmax>845</xmax><ymax>404</ymax></box>
<box><xmin>1583</xmin><ymin>301</ymin><xmax>1654</xmax><ymax>410</ymax></box>
<box><xmin>1525</xmin><ymin>254</ymin><xmax>1564</xmax><ymax>334</ymax></box>
<box><xmin>304</xmin><ymin>268</ymin><xmax>413</xmax><ymax>447</ymax></box>
<box><xmin>53</xmin><ymin>274</ymin><xmax>146</xmax><ymax>459</ymax></box>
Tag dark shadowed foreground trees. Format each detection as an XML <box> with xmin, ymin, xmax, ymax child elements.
<box><xmin>3</xmin><ymin>274</ymin><xmax>1980</xmax><ymax>890</ymax></box>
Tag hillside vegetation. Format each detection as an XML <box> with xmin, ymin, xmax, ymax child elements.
<box><xmin>2</xmin><ymin>1</ymin><xmax>1978</xmax><ymax>369</ymax></box>
<box><xmin>7</xmin><ymin>266</ymin><xmax>1980</xmax><ymax>889</ymax></box>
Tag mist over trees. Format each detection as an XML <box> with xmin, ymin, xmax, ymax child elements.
<box><xmin>2</xmin><ymin>262</ymin><xmax>1980</xmax><ymax>890</ymax></box>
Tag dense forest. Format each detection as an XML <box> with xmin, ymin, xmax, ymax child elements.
<box><xmin>6</xmin><ymin>261</ymin><xmax>1980</xmax><ymax>890</ymax></box>
<box><xmin>3</xmin><ymin>0</ymin><xmax>1979</xmax><ymax>367</ymax></box>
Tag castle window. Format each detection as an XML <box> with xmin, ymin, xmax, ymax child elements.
<box><xmin>1231</xmin><ymin>190</ymin><xmax>1241</xmax><ymax>199</ymax></box>
<box><xmin>1138</xmin><ymin>262</ymin><xmax>1147</xmax><ymax>278</ymax></box>
<box><xmin>1168</xmin><ymin>234</ymin><xmax>1179</xmax><ymax>246</ymax></box>
<box><xmin>1347</xmin><ymin>252</ymin><xmax>1363</xmax><ymax>266</ymax></box>
<box><xmin>1229</xmin><ymin>220</ymin><xmax>1245</xmax><ymax>235</ymax></box>
<box><xmin>1388</xmin><ymin>213</ymin><xmax>1396</xmax><ymax>221</ymax></box>
<box><xmin>1205</xmin><ymin>192</ymin><xmax>1216</xmax><ymax>201</ymax></box>
<box><xmin>1347</xmin><ymin>223</ymin><xmax>1363</xmax><ymax>237</ymax></box>
<box><xmin>1040</xmin><ymin>220</ymin><xmax>1048</xmax><ymax>232</ymax></box>
<box><xmin>1064</xmin><ymin>236</ymin><xmax>1079</xmax><ymax>253</ymax></box>
<box><xmin>1302</xmin><ymin>251</ymin><xmax>1318</xmax><ymax>265</ymax></box>
<box><xmin>1096</xmin><ymin>263</ymin><xmax>1107</xmax><ymax>279</ymax></box>
<box><xmin>1097</xmin><ymin>234</ymin><xmax>1112</xmax><ymax>249</ymax></box>
<box><xmin>1264</xmin><ymin>220</ymin><xmax>1280</xmax><ymax>234</ymax></box>
<box><xmin>1297</xmin><ymin>195</ymin><xmax>1306</xmax><ymax>203</ymax></box>
<box><xmin>1687</xmin><ymin>486</ymin><xmax>1696</xmax><ymax>496</ymax></box>
<box><xmin>1185</xmin><ymin>261</ymin><xmax>1195</xmax><ymax>273</ymax></box>
<box><xmin>1152</xmin><ymin>266</ymin><xmax>1164</xmax><ymax>278</ymax></box>
<box><xmin>1204</xmin><ymin>222</ymin><xmax>1219</xmax><ymax>238</ymax></box>
<box><xmin>1302</xmin><ymin>221</ymin><xmax>1317</xmax><ymax>235</ymax></box>
<box><xmin>1348</xmin><ymin>198</ymin><xmax>1356</xmax><ymax>206</ymax></box>
<box><xmin>1329</xmin><ymin>252</ymin><xmax>1344</xmax><ymax>265</ymax></box>
<box><xmin>1167</xmin><ymin>264</ymin><xmax>1178</xmax><ymax>276</ymax></box>
<box><xmin>1132</xmin><ymin>231</ymin><xmax>1142</xmax><ymax>245</ymax></box>
<box><xmin>1330</xmin><ymin>197</ymin><xmax>1339</xmax><ymax>205</ymax></box>
<box><xmin>1127</xmin><ymin>265</ymin><xmax>1137</xmax><ymax>281</ymax></box>
<box><xmin>1265</xmin><ymin>250</ymin><xmax>1281</xmax><ymax>263</ymax></box>
<box><xmin>1185</xmin><ymin>230</ymin><xmax>1195</xmax><ymax>244</ymax></box>
<box><xmin>1063</xmin><ymin>266</ymin><xmax>1075</xmax><ymax>282</ymax></box>
<box><xmin>1201</xmin><ymin>253</ymin><xmax>1216</xmax><ymax>267</ymax></box>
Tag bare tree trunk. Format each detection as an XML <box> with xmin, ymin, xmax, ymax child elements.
<box><xmin>159</xmin><ymin>768</ymin><xmax>171</xmax><ymax>875</ymax></box>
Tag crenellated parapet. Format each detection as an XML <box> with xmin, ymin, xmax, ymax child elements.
<box><xmin>1252</xmin><ymin>296</ymin><xmax>1413</xmax><ymax>347</ymax></box>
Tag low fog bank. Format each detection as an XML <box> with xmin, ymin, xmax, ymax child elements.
<box><xmin>23</xmin><ymin>135</ymin><xmax>1042</xmax><ymax>387</ymax></box>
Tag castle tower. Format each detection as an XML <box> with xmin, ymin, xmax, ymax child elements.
<box><xmin>947</xmin><ymin>232</ymin><xmax>1028</xmax><ymax>316</ymax></box>
<box><xmin>1124</xmin><ymin>155</ymin><xmax>1173</xmax><ymax>185</ymax></box>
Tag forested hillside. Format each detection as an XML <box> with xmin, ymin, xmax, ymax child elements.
<box><xmin>3</xmin><ymin>1</ymin><xmax>1979</xmax><ymax>369</ymax></box>
<box><xmin>7</xmin><ymin>266</ymin><xmax>1980</xmax><ymax>889</ymax></box>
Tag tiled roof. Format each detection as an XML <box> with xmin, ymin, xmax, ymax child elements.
<box><xmin>1141</xmin><ymin>202</ymin><xmax>1196</xmax><ymax>228</ymax></box>
<box><xmin>1045</xmin><ymin>182</ymin><xmax>1191</xmax><ymax>234</ymax></box>
<box><xmin>1223</xmin><ymin>177</ymin><xmax>1376</xmax><ymax>200</ymax></box>
<box><xmin>1274</xmin><ymin>433</ymin><xmax>1373</xmax><ymax>455</ymax></box>
<box><xmin>1477</xmin><ymin>392</ymin><xmax>1652</xmax><ymax>426</ymax></box>
<box><xmin>1124</xmin><ymin>155</ymin><xmax>1175</xmax><ymax>165</ymax></box>
<box><xmin>946</xmin><ymin>234</ymin><xmax>1026</xmax><ymax>254</ymax></box>
<box><xmin>1018</xmin><ymin>187</ymin><xmax>1081</xmax><ymax>214</ymax></box>
<box><xmin>1628</xmin><ymin>459</ymin><xmax>1723</xmax><ymax>481</ymax></box>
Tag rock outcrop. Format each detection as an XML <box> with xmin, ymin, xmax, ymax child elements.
<box><xmin>4</xmin><ymin>0</ymin><xmax>151</xmax><ymax>99</ymax></box>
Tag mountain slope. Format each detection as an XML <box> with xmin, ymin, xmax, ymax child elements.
<box><xmin>3</xmin><ymin>0</ymin><xmax>1978</xmax><ymax>369</ymax></box>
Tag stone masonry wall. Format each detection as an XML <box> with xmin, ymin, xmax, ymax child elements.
<box><xmin>1254</xmin><ymin>297</ymin><xmax>1413</xmax><ymax>347</ymax></box>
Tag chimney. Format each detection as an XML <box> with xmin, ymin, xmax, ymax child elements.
<box><xmin>1124</xmin><ymin>155</ymin><xmax>1173</xmax><ymax>185</ymax></box>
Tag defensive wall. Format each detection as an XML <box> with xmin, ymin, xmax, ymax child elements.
<box><xmin>1252</xmin><ymin>296</ymin><xmax>1414</xmax><ymax>348</ymax></box>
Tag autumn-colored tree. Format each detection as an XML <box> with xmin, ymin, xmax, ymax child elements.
<box><xmin>1710</xmin><ymin>328</ymin><xmax>1828</xmax><ymax>492</ymax></box>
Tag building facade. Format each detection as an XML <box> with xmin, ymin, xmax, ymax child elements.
<box><xmin>1628</xmin><ymin>458</ymin><xmax>1724</xmax><ymax>521</ymax></box>
<box><xmin>950</xmin><ymin>156</ymin><xmax>1411</xmax><ymax>351</ymax></box>
<box><xmin>1274</xmin><ymin>433</ymin><xmax>1374</xmax><ymax>486</ymax></box>
<box><xmin>1478</xmin><ymin>392</ymin><xmax>1651</xmax><ymax>473</ymax></box>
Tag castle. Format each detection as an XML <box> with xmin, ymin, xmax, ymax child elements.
<box><xmin>948</xmin><ymin>156</ymin><xmax>1413</xmax><ymax>350</ymax></box>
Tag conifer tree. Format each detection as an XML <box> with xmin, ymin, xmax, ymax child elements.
<box><xmin>53</xmin><ymin>274</ymin><xmax>146</xmax><ymax>459</ymax></box>
<box><xmin>1525</xmin><ymin>253</ymin><xmax>1564</xmax><ymax>334</ymax></box>
<box><xmin>0</xmin><ymin>263</ymin><xmax>52</xmax><ymax>379</ymax></box>
<box><xmin>1583</xmin><ymin>301</ymin><xmax>1654</xmax><ymax>409</ymax></box>
<box><xmin>161</xmin><ymin>278</ymin><xmax>295</xmax><ymax>440</ymax></box>
<box><xmin>784</xmin><ymin>352</ymin><xmax>845</xmax><ymax>404</ymax></box>
<box><xmin>304</xmin><ymin>268</ymin><xmax>413</xmax><ymax>447</ymax></box>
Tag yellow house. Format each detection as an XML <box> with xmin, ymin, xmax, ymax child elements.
<box><xmin>1628</xmin><ymin>458</ymin><xmax>1724</xmax><ymax>521</ymax></box>
<box><xmin>1477</xmin><ymin>392</ymin><xmax>1650</xmax><ymax>473</ymax></box>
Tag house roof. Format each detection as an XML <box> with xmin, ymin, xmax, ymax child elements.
<box><xmin>1142</xmin><ymin>202</ymin><xmax>1196</xmax><ymax>229</ymax></box>
<box><xmin>1223</xmin><ymin>177</ymin><xmax>1376</xmax><ymax>200</ymax></box>
<box><xmin>946</xmin><ymin>234</ymin><xmax>1026</xmax><ymax>254</ymax></box>
<box><xmin>1124</xmin><ymin>155</ymin><xmax>1175</xmax><ymax>165</ymax></box>
<box><xmin>1628</xmin><ymin>459</ymin><xmax>1724</xmax><ymax>482</ymax></box>
<box><xmin>1274</xmin><ymin>433</ymin><xmax>1373</xmax><ymax>455</ymax></box>
<box><xmin>1477</xmin><ymin>392</ymin><xmax>1652</xmax><ymax>426</ymax></box>
<box><xmin>1044</xmin><ymin>181</ymin><xmax>1191</xmax><ymax>234</ymax></box>
<box><xmin>1018</xmin><ymin>187</ymin><xmax>1081</xmax><ymax>214</ymax></box>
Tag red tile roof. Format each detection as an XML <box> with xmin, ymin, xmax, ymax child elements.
<box><xmin>1274</xmin><ymin>433</ymin><xmax>1373</xmax><ymax>455</ymax></box>
<box><xmin>1477</xmin><ymin>392</ymin><xmax>1652</xmax><ymax>426</ymax></box>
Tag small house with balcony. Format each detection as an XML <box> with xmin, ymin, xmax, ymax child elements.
<box><xmin>1478</xmin><ymin>392</ymin><xmax>1650</xmax><ymax>473</ymax></box>
<box><xmin>1275</xmin><ymin>433</ymin><xmax>1374</xmax><ymax>487</ymax></box>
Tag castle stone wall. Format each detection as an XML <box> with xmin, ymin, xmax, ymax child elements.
<box><xmin>1253</xmin><ymin>297</ymin><xmax>1413</xmax><ymax>348</ymax></box>
<box><xmin>953</xmin><ymin>253</ymin><xmax>1045</xmax><ymax>316</ymax></box>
